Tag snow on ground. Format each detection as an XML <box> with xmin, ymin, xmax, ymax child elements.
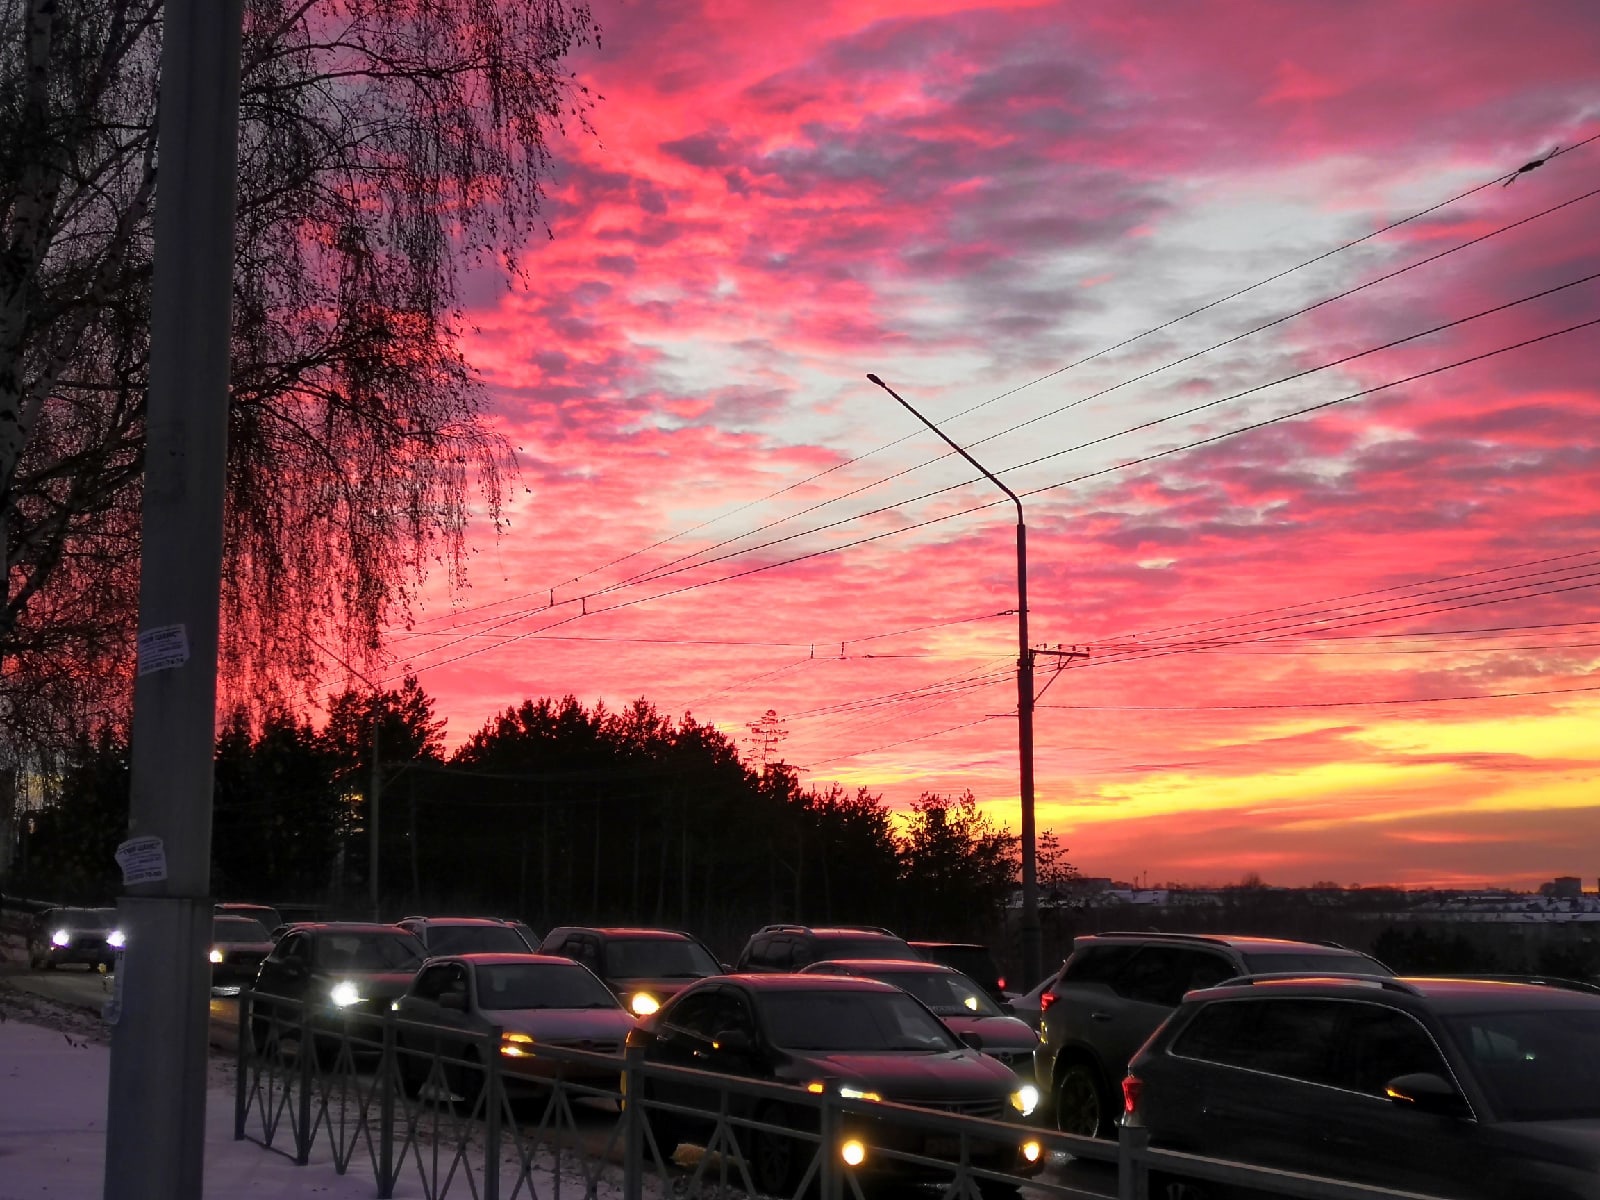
<box><xmin>0</xmin><ymin>992</ymin><xmax>645</xmax><ymax>1200</ymax></box>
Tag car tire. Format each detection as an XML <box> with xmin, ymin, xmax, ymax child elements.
<box><xmin>1053</xmin><ymin>1059</ymin><xmax>1113</xmax><ymax>1139</ymax></box>
<box><xmin>1149</xmin><ymin>1173</ymin><xmax>1223</xmax><ymax>1200</ymax></box>
<box><xmin>747</xmin><ymin>1102</ymin><xmax>808</xmax><ymax>1197</ymax></box>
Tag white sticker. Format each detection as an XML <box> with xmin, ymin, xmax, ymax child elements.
<box><xmin>136</xmin><ymin>624</ymin><xmax>190</xmax><ymax>675</ymax></box>
<box><xmin>115</xmin><ymin>835</ymin><xmax>168</xmax><ymax>885</ymax></box>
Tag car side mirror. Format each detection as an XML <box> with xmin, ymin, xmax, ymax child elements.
<box><xmin>720</xmin><ymin>962</ymin><xmax>733</xmax><ymax>974</ymax></box>
<box><xmin>1384</xmin><ymin>1072</ymin><xmax>1469</xmax><ymax>1118</ymax></box>
<box><xmin>441</xmin><ymin>991</ymin><xmax>468</xmax><ymax>1012</ymax></box>
<box><xmin>712</xmin><ymin>1028</ymin><xmax>754</xmax><ymax>1055</ymax></box>
<box><xmin>959</xmin><ymin>1031</ymin><xmax>984</xmax><ymax>1051</ymax></box>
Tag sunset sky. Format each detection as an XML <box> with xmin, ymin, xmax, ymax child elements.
<box><xmin>363</xmin><ymin>0</ymin><xmax>1600</xmax><ymax>891</ymax></box>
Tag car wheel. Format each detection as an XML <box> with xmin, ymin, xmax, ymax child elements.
<box><xmin>396</xmin><ymin>1039</ymin><xmax>427</xmax><ymax>1098</ymax></box>
<box><xmin>450</xmin><ymin>1048</ymin><xmax>485</xmax><ymax>1110</ymax></box>
<box><xmin>1053</xmin><ymin>1060</ymin><xmax>1112</xmax><ymax>1139</ymax></box>
<box><xmin>747</xmin><ymin>1102</ymin><xmax>807</xmax><ymax>1197</ymax></box>
<box><xmin>1149</xmin><ymin>1173</ymin><xmax>1222</xmax><ymax>1200</ymax></box>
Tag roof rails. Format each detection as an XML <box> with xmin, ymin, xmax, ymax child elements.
<box><xmin>755</xmin><ymin>923</ymin><xmax>900</xmax><ymax>937</ymax></box>
<box><xmin>1090</xmin><ymin>931</ymin><xmax>1232</xmax><ymax>946</ymax></box>
<box><xmin>1210</xmin><ymin>972</ymin><xmax>1424</xmax><ymax>995</ymax></box>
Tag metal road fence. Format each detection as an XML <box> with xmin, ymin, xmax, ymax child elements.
<box><xmin>233</xmin><ymin>989</ymin><xmax>1453</xmax><ymax>1200</ymax></box>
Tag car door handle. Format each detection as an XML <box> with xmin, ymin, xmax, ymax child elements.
<box><xmin>1089</xmin><ymin>1011</ymin><xmax>1113</xmax><ymax>1022</ymax></box>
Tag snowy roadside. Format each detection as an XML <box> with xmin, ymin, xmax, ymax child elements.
<box><xmin>0</xmin><ymin>989</ymin><xmax>664</xmax><ymax>1200</ymax></box>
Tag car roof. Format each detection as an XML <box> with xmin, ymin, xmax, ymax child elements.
<box><xmin>295</xmin><ymin>922</ymin><xmax>419</xmax><ymax>936</ymax></box>
<box><xmin>725</xmin><ymin>972</ymin><xmax>904</xmax><ymax>993</ymax></box>
<box><xmin>1192</xmin><ymin>975</ymin><xmax>1600</xmax><ymax>1012</ymax></box>
<box><xmin>808</xmin><ymin>958</ymin><xmax>958</xmax><ymax>974</ymax></box>
<box><xmin>1082</xmin><ymin>931</ymin><xmax>1364</xmax><ymax>954</ymax></box>
<box><xmin>909</xmin><ymin>941</ymin><xmax>986</xmax><ymax>951</ymax></box>
<box><xmin>404</xmin><ymin>916</ymin><xmax>510</xmax><ymax>927</ymax></box>
<box><xmin>547</xmin><ymin>926</ymin><xmax>697</xmax><ymax>940</ymax></box>
<box><xmin>437</xmin><ymin>952</ymin><xmax>579</xmax><ymax>968</ymax></box>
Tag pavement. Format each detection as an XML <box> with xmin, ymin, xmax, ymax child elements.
<box><xmin>0</xmin><ymin>997</ymin><xmax>383</xmax><ymax>1199</ymax></box>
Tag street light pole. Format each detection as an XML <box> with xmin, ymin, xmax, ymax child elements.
<box><xmin>868</xmin><ymin>373</ymin><xmax>1043</xmax><ymax>989</ymax></box>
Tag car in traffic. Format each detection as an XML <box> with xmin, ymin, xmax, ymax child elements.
<box><xmin>629</xmin><ymin>974</ymin><xmax>1042</xmax><ymax>1197</ymax></box>
<box><xmin>393</xmin><ymin>952</ymin><xmax>635</xmax><ymax>1101</ymax></box>
<box><xmin>216</xmin><ymin>901</ymin><xmax>283</xmax><ymax>932</ymax></box>
<box><xmin>1125</xmin><ymin>974</ymin><xmax>1600</xmax><ymax>1200</ymax></box>
<box><xmin>802</xmin><ymin>959</ymin><xmax>1040</xmax><ymax>1081</ymax></box>
<box><xmin>397</xmin><ymin>915</ymin><xmax>537</xmax><ymax>955</ymax></box>
<box><xmin>537</xmin><ymin>926</ymin><xmax>724</xmax><ymax>1016</ymax></box>
<box><xmin>248</xmin><ymin>922</ymin><xmax>427</xmax><ymax>1055</ymax></box>
<box><xmin>26</xmin><ymin>907</ymin><xmax>121</xmax><ymax>971</ymax></box>
<box><xmin>734</xmin><ymin>924</ymin><xmax>921</xmax><ymax>972</ymax></box>
<box><xmin>208</xmin><ymin>914</ymin><xmax>275</xmax><ymax>994</ymax></box>
<box><xmin>910</xmin><ymin>941</ymin><xmax>1010</xmax><ymax>1005</ymax></box>
<box><xmin>1035</xmin><ymin>931</ymin><xmax>1390</xmax><ymax>1137</ymax></box>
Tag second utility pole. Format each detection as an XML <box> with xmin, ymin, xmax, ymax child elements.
<box><xmin>868</xmin><ymin>373</ymin><xmax>1044</xmax><ymax>990</ymax></box>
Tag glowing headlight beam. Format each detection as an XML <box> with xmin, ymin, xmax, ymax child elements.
<box><xmin>1011</xmin><ymin>1085</ymin><xmax>1040</xmax><ymax>1116</ymax></box>
<box><xmin>329</xmin><ymin>981</ymin><xmax>362</xmax><ymax>1008</ymax></box>
<box><xmin>630</xmin><ymin>992</ymin><xmax>659</xmax><ymax>1016</ymax></box>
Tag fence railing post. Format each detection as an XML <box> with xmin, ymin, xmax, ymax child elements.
<box><xmin>234</xmin><ymin>989</ymin><xmax>250</xmax><ymax>1140</ymax></box>
<box><xmin>1118</xmin><ymin>1123</ymin><xmax>1149</xmax><ymax>1200</ymax></box>
<box><xmin>621</xmin><ymin>1042</ymin><xmax>645</xmax><ymax>1200</ymax></box>
<box><xmin>819</xmin><ymin>1093</ymin><xmax>841</xmax><ymax>1200</ymax></box>
<box><xmin>378</xmin><ymin>1012</ymin><xmax>396</xmax><ymax>1199</ymax></box>
<box><xmin>484</xmin><ymin>1027</ymin><xmax>502</xmax><ymax>1200</ymax></box>
<box><xmin>295</xmin><ymin>1003</ymin><xmax>314</xmax><ymax>1166</ymax></box>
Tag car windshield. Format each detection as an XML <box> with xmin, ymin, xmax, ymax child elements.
<box><xmin>865</xmin><ymin>968</ymin><xmax>1002</xmax><ymax>1018</ymax></box>
<box><xmin>604</xmin><ymin>937</ymin><xmax>719</xmax><ymax>979</ymax></box>
<box><xmin>762</xmin><ymin>989</ymin><xmax>960</xmax><ymax>1052</ymax></box>
<box><xmin>213</xmin><ymin>917</ymin><xmax>271</xmax><ymax>944</ymax></box>
<box><xmin>427</xmin><ymin>925</ymin><xmax>528</xmax><ymax>956</ymax></box>
<box><xmin>1446</xmin><ymin>1008</ymin><xmax>1600</xmax><ymax>1121</ymax></box>
<box><xmin>314</xmin><ymin>932</ymin><xmax>424</xmax><ymax>971</ymax></box>
<box><xmin>475</xmin><ymin>962</ymin><xmax>621</xmax><ymax>1011</ymax></box>
<box><xmin>817</xmin><ymin>937</ymin><xmax>919</xmax><ymax>962</ymax></box>
<box><xmin>52</xmin><ymin>909</ymin><xmax>114</xmax><ymax>931</ymax></box>
<box><xmin>1242</xmin><ymin>952</ymin><xmax>1390</xmax><ymax>976</ymax></box>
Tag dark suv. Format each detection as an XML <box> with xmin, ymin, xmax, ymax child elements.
<box><xmin>735</xmin><ymin>924</ymin><xmax>920</xmax><ymax>972</ymax></box>
<box><xmin>1126</xmin><ymin>975</ymin><xmax>1600</xmax><ymax>1200</ymax></box>
<box><xmin>538</xmin><ymin>926</ymin><xmax>724</xmax><ymax>1016</ymax></box>
<box><xmin>1035</xmin><ymin>931</ymin><xmax>1388</xmax><ymax>1137</ymax></box>
<box><xmin>397</xmin><ymin>915</ymin><xmax>535</xmax><ymax>956</ymax></box>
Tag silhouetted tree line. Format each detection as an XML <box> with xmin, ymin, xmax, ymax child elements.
<box><xmin>9</xmin><ymin>685</ymin><xmax>1036</xmax><ymax>959</ymax></box>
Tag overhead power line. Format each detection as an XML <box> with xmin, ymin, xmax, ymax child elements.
<box><xmin>390</xmin><ymin>139</ymin><xmax>1600</xmax><ymax>640</ymax></box>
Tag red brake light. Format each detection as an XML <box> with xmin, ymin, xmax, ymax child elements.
<box><xmin>1122</xmin><ymin>1074</ymin><xmax>1143</xmax><ymax>1115</ymax></box>
<box><xmin>996</xmin><ymin>976</ymin><xmax>1007</xmax><ymax>991</ymax></box>
<box><xmin>1039</xmin><ymin>990</ymin><xmax>1057</xmax><ymax>1014</ymax></box>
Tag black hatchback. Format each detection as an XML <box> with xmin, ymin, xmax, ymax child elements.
<box><xmin>1126</xmin><ymin>975</ymin><xmax>1600</xmax><ymax>1200</ymax></box>
<box><xmin>538</xmin><ymin>926</ymin><xmax>724</xmax><ymax>1017</ymax></box>
<box><xmin>249</xmin><ymin>922</ymin><xmax>426</xmax><ymax>1054</ymax></box>
<box><xmin>630</xmin><ymin>974</ymin><xmax>1041</xmax><ymax>1197</ymax></box>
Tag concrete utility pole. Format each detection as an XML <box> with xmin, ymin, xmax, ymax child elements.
<box><xmin>104</xmin><ymin>4</ymin><xmax>245</xmax><ymax>1199</ymax></box>
<box><xmin>868</xmin><ymin>373</ymin><xmax>1045</xmax><ymax>990</ymax></box>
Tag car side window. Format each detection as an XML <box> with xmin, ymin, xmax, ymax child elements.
<box><xmin>751</xmin><ymin>937</ymin><xmax>790</xmax><ymax>969</ymax></box>
<box><xmin>789</xmin><ymin>939</ymin><xmax>814</xmax><ymax>968</ymax></box>
<box><xmin>1334</xmin><ymin>1003</ymin><xmax>1449</xmax><ymax>1096</ymax></box>
<box><xmin>574</xmin><ymin>937</ymin><xmax>601</xmax><ymax>970</ymax></box>
<box><xmin>1112</xmin><ymin>947</ymin><xmax>1191</xmax><ymax>1006</ymax></box>
<box><xmin>667</xmin><ymin>991</ymin><xmax>723</xmax><ymax>1039</ymax></box>
<box><xmin>413</xmin><ymin>963</ymin><xmax>452</xmax><ymax>1001</ymax></box>
<box><xmin>280</xmin><ymin>933</ymin><xmax>309</xmax><ymax>963</ymax></box>
<box><xmin>1176</xmin><ymin>998</ymin><xmax>1342</xmax><ymax>1086</ymax></box>
<box><xmin>706</xmin><ymin>993</ymin><xmax>756</xmax><ymax>1041</ymax></box>
<box><xmin>1062</xmin><ymin>944</ymin><xmax>1140</xmax><ymax>985</ymax></box>
<box><xmin>1182</xmin><ymin>950</ymin><xmax>1238</xmax><ymax>992</ymax></box>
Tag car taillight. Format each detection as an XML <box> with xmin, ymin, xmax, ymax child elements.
<box><xmin>1039</xmin><ymin>990</ymin><xmax>1057</xmax><ymax>1014</ymax></box>
<box><xmin>996</xmin><ymin>976</ymin><xmax>1006</xmax><ymax>991</ymax></box>
<box><xmin>1122</xmin><ymin>1073</ymin><xmax>1143</xmax><ymax>1115</ymax></box>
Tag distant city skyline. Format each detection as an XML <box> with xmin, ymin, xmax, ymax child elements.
<box><xmin>338</xmin><ymin>1</ymin><xmax>1600</xmax><ymax>891</ymax></box>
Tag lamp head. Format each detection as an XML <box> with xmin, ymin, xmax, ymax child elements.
<box><xmin>866</xmin><ymin>373</ymin><xmax>885</xmax><ymax>387</ymax></box>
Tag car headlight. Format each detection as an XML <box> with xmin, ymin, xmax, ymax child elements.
<box><xmin>208</xmin><ymin>948</ymin><xmax>224</xmax><ymax>964</ymax></box>
<box><xmin>839</xmin><ymin>1084</ymin><xmax>883</xmax><ymax>1102</ymax></box>
<box><xmin>630</xmin><ymin>992</ymin><xmax>659</xmax><ymax>1016</ymax></box>
<box><xmin>329</xmin><ymin>981</ymin><xmax>362</xmax><ymax>1008</ymax></box>
<box><xmin>51</xmin><ymin>929</ymin><xmax>71</xmax><ymax>947</ymax></box>
<box><xmin>106</xmin><ymin>930</ymin><xmax>126</xmax><ymax>950</ymax></box>
<box><xmin>501</xmin><ymin>1032</ymin><xmax>535</xmax><ymax>1058</ymax></box>
<box><xmin>1010</xmin><ymin>1085</ymin><xmax>1040</xmax><ymax>1117</ymax></box>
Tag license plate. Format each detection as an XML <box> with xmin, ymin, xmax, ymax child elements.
<box><xmin>925</xmin><ymin>1136</ymin><xmax>962</xmax><ymax>1159</ymax></box>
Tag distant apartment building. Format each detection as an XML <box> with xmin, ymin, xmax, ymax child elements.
<box><xmin>1540</xmin><ymin>876</ymin><xmax>1585</xmax><ymax>899</ymax></box>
